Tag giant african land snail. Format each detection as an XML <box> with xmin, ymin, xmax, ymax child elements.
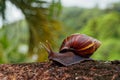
<box><xmin>42</xmin><ymin>34</ymin><xmax>101</xmax><ymax>66</ymax></box>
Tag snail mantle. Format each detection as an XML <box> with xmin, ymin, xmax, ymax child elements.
<box><xmin>42</xmin><ymin>33</ymin><xmax>101</xmax><ymax>66</ymax></box>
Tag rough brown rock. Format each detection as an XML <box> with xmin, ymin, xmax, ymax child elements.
<box><xmin>0</xmin><ymin>60</ymin><xmax>120</xmax><ymax>80</ymax></box>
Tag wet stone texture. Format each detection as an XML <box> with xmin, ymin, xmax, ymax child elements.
<box><xmin>0</xmin><ymin>60</ymin><xmax>120</xmax><ymax>80</ymax></box>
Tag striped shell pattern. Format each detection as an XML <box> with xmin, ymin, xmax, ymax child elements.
<box><xmin>59</xmin><ymin>34</ymin><xmax>101</xmax><ymax>58</ymax></box>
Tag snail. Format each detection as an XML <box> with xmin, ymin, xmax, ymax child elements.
<box><xmin>42</xmin><ymin>34</ymin><xmax>101</xmax><ymax>66</ymax></box>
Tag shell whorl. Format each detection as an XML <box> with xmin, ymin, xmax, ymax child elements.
<box><xmin>59</xmin><ymin>34</ymin><xmax>101</xmax><ymax>58</ymax></box>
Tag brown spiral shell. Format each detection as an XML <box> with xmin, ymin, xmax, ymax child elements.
<box><xmin>59</xmin><ymin>34</ymin><xmax>101</xmax><ymax>58</ymax></box>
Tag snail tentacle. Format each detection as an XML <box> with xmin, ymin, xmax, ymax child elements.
<box><xmin>41</xmin><ymin>41</ymin><xmax>55</xmax><ymax>59</ymax></box>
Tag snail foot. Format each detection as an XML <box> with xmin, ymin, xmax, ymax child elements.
<box><xmin>51</xmin><ymin>55</ymin><xmax>91</xmax><ymax>66</ymax></box>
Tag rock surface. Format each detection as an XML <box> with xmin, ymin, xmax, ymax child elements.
<box><xmin>0</xmin><ymin>60</ymin><xmax>120</xmax><ymax>80</ymax></box>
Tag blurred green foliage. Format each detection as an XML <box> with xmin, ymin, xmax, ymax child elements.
<box><xmin>60</xmin><ymin>2</ymin><xmax>120</xmax><ymax>61</ymax></box>
<box><xmin>0</xmin><ymin>20</ymin><xmax>29</xmax><ymax>63</ymax></box>
<box><xmin>0</xmin><ymin>0</ymin><xmax>120</xmax><ymax>63</ymax></box>
<box><xmin>81</xmin><ymin>12</ymin><xmax>120</xmax><ymax>60</ymax></box>
<box><xmin>0</xmin><ymin>0</ymin><xmax>62</xmax><ymax>63</ymax></box>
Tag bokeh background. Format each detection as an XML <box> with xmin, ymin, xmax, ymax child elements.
<box><xmin>0</xmin><ymin>0</ymin><xmax>120</xmax><ymax>63</ymax></box>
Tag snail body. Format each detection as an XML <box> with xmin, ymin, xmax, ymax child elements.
<box><xmin>42</xmin><ymin>34</ymin><xmax>101</xmax><ymax>66</ymax></box>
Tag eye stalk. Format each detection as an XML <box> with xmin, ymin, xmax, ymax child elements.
<box><xmin>40</xmin><ymin>41</ymin><xmax>55</xmax><ymax>59</ymax></box>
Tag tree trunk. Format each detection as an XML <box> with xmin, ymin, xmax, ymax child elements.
<box><xmin>0</xmin><ymin>60</ymin><xmax>120</xmax><ymax>80</ymax></box>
